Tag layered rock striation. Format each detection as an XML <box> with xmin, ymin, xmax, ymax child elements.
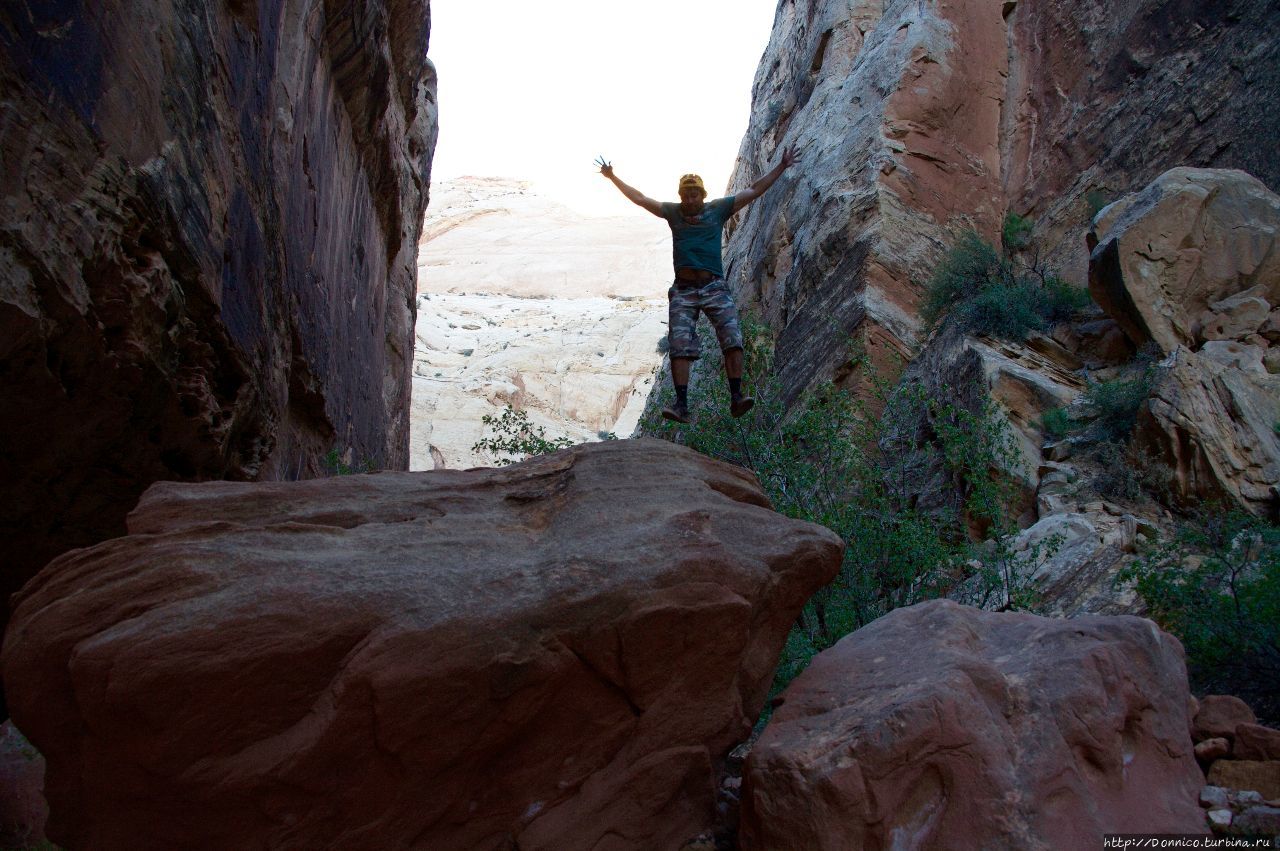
<box><xmin>411</xmin><ymin>291</ymin><xmax>665</xmax><ymax>469</ymax></box>
<box><xmin>2</xmin><ymin>439</ymin><xmax>843</xmax><ymax>850</ymax></box>
<box><xmin>0</xmin><ymin>1</ymin><xmax>437</xmax><ymax>662</ymax></box>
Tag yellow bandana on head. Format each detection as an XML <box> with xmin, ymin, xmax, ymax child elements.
<box><xmin>678</xmin><ymin>174</ymin><xmax>706</xmax><ymax>196</ymax></box>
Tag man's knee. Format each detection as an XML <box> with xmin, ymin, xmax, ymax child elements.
<box><xmin>715</xmin><ymin>321</ymin><xmax>745</xmax><ymax>352</ymax></box>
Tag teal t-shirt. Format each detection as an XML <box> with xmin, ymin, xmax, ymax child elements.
<box><xmin>660</xmin><ymin>196</ymin><xmax>736</xmax><ymax>277</ymax></box>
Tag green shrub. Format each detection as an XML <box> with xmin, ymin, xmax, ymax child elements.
<box><xmin>644</xmin><ymin>316</ymin><xmax>1042</xmax><ymax>701</ymax></box>
<box><xmin>1083</xmin><ymin>369</ymin><xmax>1155</xmax><ymax>442</ymax></box>
<box><xmin>1038</xmin><ymin>407</ymin><xmax>1072</xmax><ymax>438</ymax></box>
<box><xmin>924</xmin><ymin>223</ymin><xmax>1090</xmax><ymax>341</ymax></box>
<box><xmin>1119</xmin><ymin>510</ymin><xmax>1280</xmax><ymax>725</ymax></box>
<box><xmin>1002</xmin><ymin>211</ymin><xmax>1034</xmax><ymax>251</ymax></box>
<box><xmin>1043</xmin><ymin>274</ymin><xmax>1093</xmax><ymax>321</ymax></box>
<box><xmin>472</xmin><ymin>405</ymin><xmax>575</xmax><ymax>466</ymax></box>
<box><xmin>1087</xmin><ymin>440</ymin><xmax>1174</xmax><ymax>503</ymax></box>
<box><xmin>323</xmin><ymin>449</ymin><xmax>374</xmax><ymax>475</ymax></box>
<box><xmin>955</xmin><ymin>279</ymin><xmax>1051</xmax><ymax>340</ymax></box>
<box><xmin>921</xmin><ymin>231</ymin><xmax>1005</xmax><ymax>329</ymax></box>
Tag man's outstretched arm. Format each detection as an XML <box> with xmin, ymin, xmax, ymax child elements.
<box><xmin>731</xmin><ymin>144</ymin><xmax>798</xmax><ymax>215</ymax></box>
<box><xmin>596</xmin><ymin>156</ymin><xmax>664</xmax><ymax>217</ymax></box>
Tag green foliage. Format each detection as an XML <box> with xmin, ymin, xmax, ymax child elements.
<box><xmin>1082</xmin><ymin>366</ymin><xmax>1156</xmax><ymax>442</ymax></box>
<box><xmin>1002</xmin><ymin>211</ymin><xmax>1034</xmax><ymax>251</ymax></box>
<box><xmin>1038</xmin><ymin>407</ymin><xmax>1072</xmax><ymax>439</ymax></box>
<box><xmin>1044</xmin><ymin>274</ymin><xmax>1094</xmax><ymax>321</ymax></box>
<box><xmin>473</xmin><ymin>405</ymin><xmax>574</xmax><ymax>466</ymax></box>
<box><xmin>1119</xmin><ymin>510</ymin><xmax>1280</xmax><ymax>725</ymax></box>
<box><xmin>921</xmin><ymin>231</ymin><xmax>1005</xmax><ymax>329</ymax></box>
<box><xmin>644</xmin><ymin>316</ymin><xmax>1044</xmax><ymax>700</ymax></box>
<box><xmin>960</xmin><ymin>281</ymin><xmax>1053</xmax><ymax>340</ymax></box>
<box><xmin>1087</xmin><ymin>440</ymin><xmax>1174</xmax><ymax>503</ymax></box>
<box><xmin>923</xmin><ymin>225</ymin><xmax>1090</xmax><ymax>341</ymax></box>
<box><xmin>323</xmin><ymin>449</ymin><xmax>374</xmax><ymax>476</ymax></box>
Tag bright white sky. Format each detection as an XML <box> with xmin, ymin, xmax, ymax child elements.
<box><xmin>428</xmin><ymin>1</ymin><xmax>780</xmax><ymax>216</ymax></box>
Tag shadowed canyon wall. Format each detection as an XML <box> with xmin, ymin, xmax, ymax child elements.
<box><xmin>716</xmin><ymin>0</ymin><xmax>1279</xmax><ymax>407</ymax></box>
<box><xmin>0</xmin><ymin>0</ymin><xmax>437</xmax><ymax>705</ymax></box>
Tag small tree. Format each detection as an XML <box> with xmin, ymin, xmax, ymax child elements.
<box><xmin>923</xmin><ymin>222</ymin><xmax>1090</xmax><ymax>341</ymax></box>
<box><xmin>472</xmin><ymin>405</ymin><xmax>574</xmax><ymax>466</ymax></box>
<box><xmin>323</xmin><ymin>448</ymin><xmax>374</xmax><ymax>475</ymax></box>
<box><xmin>1119</xmin><ymin>510</ymin><xmax>1280</xmax><ymax>725</ymax></box>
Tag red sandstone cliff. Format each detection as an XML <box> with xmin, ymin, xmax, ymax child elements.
<box><xmin>0</xmin><ymin>0</ymin><xmax>437</xmax><ymax>681</ymax></box>
<box><xmin>717</xmin><ymin>0</ymin><xmax>1279</xmax><ymax>405</ymax></box>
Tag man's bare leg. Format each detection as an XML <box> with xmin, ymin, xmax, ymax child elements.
<box><xmin>662</xmin><ymin>357</ymin><xmax>694</xmax><ymax>423</ymax></box>
<box><xmin>672</xmin><ymin>356</ymin><xmax>692</xmax><ymax>386</ymax></box>
<box><xmin>724</xmin><ymin>348</ymin><xmax>743</xmax><ymax>380</ymax></box>
<box><xmin>725</xmin><ymin>348</ymin><xmax>753</xmax><ymax>417</ymax></box>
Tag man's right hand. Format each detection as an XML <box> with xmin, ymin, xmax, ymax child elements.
<box><xmin>597</xmin><ymin>158</ymin><xmax>663</xmax><ymax>217</ymax></box>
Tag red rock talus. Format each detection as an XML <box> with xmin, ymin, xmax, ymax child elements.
<box><xmin>1193</xmin><ymin>695</ymin><xmax>1259</xmax><ymax>744</ymax></box>
<box><xmin>740</xmin><ymin>599</ymin><xmax>1205</xmax><ymax>849</ymax></box>
<box><xmin>0</xmin><ymin>1</ymin><xmax>437</xmax><ymax>668</ymax></box>
<box><xmin>2</xmin><ymin>439</ymin><xmax>843</xmax><ymax>850</ymax></box>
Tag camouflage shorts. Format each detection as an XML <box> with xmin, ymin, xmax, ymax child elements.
<box><xmin>667</xmin><ymin>278</ymin><xmax>744</xmax><ymax>360</ymax></box>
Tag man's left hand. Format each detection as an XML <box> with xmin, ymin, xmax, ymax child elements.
<box><xmin>780</xmin><ymin>144</ymin><xmax>798</xmax><ymax>169</ymax></box>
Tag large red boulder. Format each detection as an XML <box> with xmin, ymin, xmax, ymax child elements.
<box><xmin>2</xmin><ymin>438</ymin><xmax>842</xmax><ymax>850</ymax></box>
<box><xmin>740</xmin><ymin>599</ymin><xmax>1204</xmax><ymax>849</ymax></box>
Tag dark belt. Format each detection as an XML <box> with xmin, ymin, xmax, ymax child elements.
<box><xmin>673</xmin><ymin>273</ymin><xmax>720</xmax><ymax>288</ymax></box>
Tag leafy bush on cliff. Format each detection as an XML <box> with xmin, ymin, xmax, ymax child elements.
<box><xmin>1087</xmin><ymin>439</ymin><xmax>1174</xmax><ymax>504</ymax></box>
<box><xmin>643</xmin><ymin>316</ymin><xmax>1044</xmax><ymax>694</ymax></box>
<box><xmin>1119</xmin><ymin>510</ymin><xmax>1280</xmax><ymax>725</ymax></box>
<box><xmin>923</xmin><ymin>222</ymin><xmax>1090</xmax><ymax>340</ymax></box>
<box><xmin>323</xmin><ymin>448</ymin><xmax>375</xmax><ymax>475</ymax></box>
<box><xmin>1001</xmin><ymin>211</ymin><xmax>1034</xmax><ymax>251</ymax></box>
<box><xmin>1037</xmin><ymin>406</ymin><xmax>1072</xmax><ymax>438</ymax></box>
<box><xmin>473</xmin><ymin>405</ymin><xmax>574</xmax><ymax>465</ymax></box>
<box><xmin>1082</xmin><ymin>365</ymin><xmax>1157</xmax><ymax>442</ymax></box>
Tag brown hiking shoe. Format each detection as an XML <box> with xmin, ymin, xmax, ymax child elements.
<box><xmin>661</xmin><ymin>403</ymin><xmax>692</xmax><ymax>424</ymax></box>
<box><xmin>730</xmin><ymin>395</ymin><xmax>754</xmax><ymax>418</ymax></box>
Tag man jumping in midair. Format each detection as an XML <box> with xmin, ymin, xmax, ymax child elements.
<box><xmin>596</xmin><ymin>146</ymin><xmax>797</xmax><ymax>423</ymax></box>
